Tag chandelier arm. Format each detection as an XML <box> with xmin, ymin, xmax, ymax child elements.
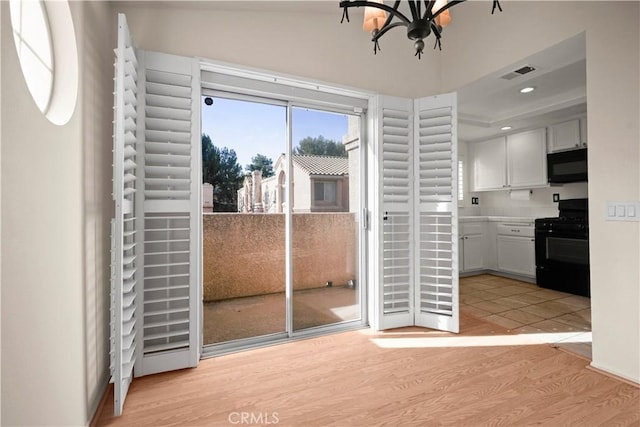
<box><xmin>372</xmin><ymin>21</ymin><xmax>406</xmax><ymax>41</ymax></box>
<box><xmin>382</xmin><ymin>1</ymin><xmax>402</xmax><ymax>29</ymax></box>
<box><xmin>423</xmin><ymin>0</ymin><xmax>436</xmax><ymax>20</ymax></box>
<box><xmin>431</xmin><ymin>0</ymin><xmax>466</xmax><ymax>21</ymax></box>
<box><xmin>339</xmin><ymin>0</ymin><xmax>412</xmax><ymax>25</ymax></box>
<box><xmin>408</xmin><ymin>1</ymin><xmax>419</xmax><ymax>20</ymax></box>
<box><xmin>416</xmin><ymin>1</ymin><xmax>422</xmax><ymax>18</ymax></box>
<box><xmin>431</xmin><ymin>21</ymin><xmax>442</xmax><ymax>50</ymax></box>
<box><xmin>492</xmin><ymin>0</ymin><xmax>503</xmax><ymax>14</ymax></box>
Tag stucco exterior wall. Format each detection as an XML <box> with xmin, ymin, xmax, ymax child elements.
<box><xmin>203</xmin><ymin>213</ymin><xmax>357</xmax><ymax>301</ymax></box>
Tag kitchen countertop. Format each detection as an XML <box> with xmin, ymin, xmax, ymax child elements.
<box><xmin>459</xmin><ymin>216</ymin><xmax>536</xmax><ymax>223</ymax></box>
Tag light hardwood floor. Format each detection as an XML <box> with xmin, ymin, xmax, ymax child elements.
<box><xmin>97</xmin><ymin>310</ymin><xmax>638</xmax><ymax>426</ymax></box>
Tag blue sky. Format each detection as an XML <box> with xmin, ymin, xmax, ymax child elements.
<box><xmin>201</xmin><ymin>96</ymin><xmax>349</xmax><ymax>171</ymax></box>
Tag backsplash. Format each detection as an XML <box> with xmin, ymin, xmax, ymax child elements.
<box><xmin>459</xmin><ymin>182</ymin><xmax>588</xmax><ymax>218</ymax></box>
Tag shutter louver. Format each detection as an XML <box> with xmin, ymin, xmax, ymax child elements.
<box><xmin>417</xmin><ymin>107</ymin><xmax>453</xmax><ymax>202</ymax></box>
<box><xmin>377</xmin><ymin>96</ymin><xmax>414</xmax><ymax>330</ymax></box>
<box><xmin>414</xmin><ymin>94</ymin><xmax>459</xmax><ymax>333</ymax></box>
<box><xmin>134</xmin><ymin>51</ymin><xmax>200</xmax><ymax>376</ymax></box>
<box><xmin>110</xmin><ymin>14</ymin><xmax>139</xmax><ymax>416</ymax></box>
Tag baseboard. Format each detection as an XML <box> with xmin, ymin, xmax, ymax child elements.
<box><xmin>89</xmin><ymin>382</ymin><xmax>112</xmax><ymax>427</ymax></box>
<box><xmin>460</xmin><ymin>269</ymin><xmax>537</xmax><ymax>284</ymax></box>
<box><xmin>587</xmin><ymin>364</ymin><xmax>640</xmax><ymax>388</ymax></box>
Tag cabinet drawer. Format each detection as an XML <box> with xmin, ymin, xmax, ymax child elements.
<box><xmin>497</xmin><ymin>224</ymin><xmax>534</xmax><ymax>237</ymax></box>
<box><xmin>461</xmin><ymin>223</ymin><xmax>484</xmax><ymax>235</ymax></box>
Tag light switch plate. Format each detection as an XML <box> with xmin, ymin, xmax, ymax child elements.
<box><xmin>606</xmin><ymin>201</ymin><xmax>640</xmax><ymax>221</ymax></box>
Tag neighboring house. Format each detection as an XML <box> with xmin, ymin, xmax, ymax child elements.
<box><xmin>239</xmin><ymin>154</ymin><xmax>351</xmax><ymax>213</ymax></box>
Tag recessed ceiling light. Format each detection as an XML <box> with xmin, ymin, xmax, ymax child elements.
<box><xmin>520</xmin><ymin>87</ymin><xmax>535</xmax><ymax>94</ymax></box>
<box><xmin>501</xmin><ymin>126</ymin><xmax>512</xmax><ymax>131</ymax></box>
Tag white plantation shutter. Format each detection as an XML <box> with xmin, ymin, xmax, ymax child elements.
<box><xmin>414</xmin><ymin>94</ymin><xmax>459</xmax><ymax>333</ymax></box>
<box><xmin>374</xmin><ymin>94</ymin><xmax>458</xmax><ymax>333</ymax></box>
<box><xmin>134</xmin><ymin>50</ymin><xmax>201</xmax><ymax>376</ymax></box>
<box><xmin>111</xmin><ymin>16</ymin><xmax>201</xmax><ymax>402</ymax></box>
<box><xmin>376</xmin><ymin>96</ymin><xmax>415</xmax><ymax>329</ymax></box>
<box><xmin>110</xmin><ymin>14</ymin><xmax>139</xmax><ymax>416</ymax></box>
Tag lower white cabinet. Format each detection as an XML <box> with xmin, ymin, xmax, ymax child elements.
<box><xmin>462</xmin><ymin>234</ymin><xmax>484</xmax><ymax>272</ymax></box>
<box><xmin>459</xmin><ymin>221</ymin><xmax>485</xmax><ymax>273</ymax></box>
<box><xmin>496</xmin><ymin>224</ymin><xmax>535</xmax><ymax>277</ymax></box>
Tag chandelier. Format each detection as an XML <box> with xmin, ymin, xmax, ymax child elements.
<box><xmin>340</xmin><ymin>0</ymin><xmax>503</xmax><ymax>59</ymax></box>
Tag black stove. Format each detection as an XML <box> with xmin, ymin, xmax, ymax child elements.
<box><xmin>535</xmin><ymin>199</ymin><xmax>590</xmax><ymax>297</ymax></box>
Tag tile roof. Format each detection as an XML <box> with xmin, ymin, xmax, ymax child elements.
<box><xmin>292</xmin><ymin>155</ymin><xmax>349</xmax><ymax>176</ymax></box>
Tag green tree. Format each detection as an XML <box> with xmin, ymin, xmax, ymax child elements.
<box><xmin>202</xmin><ymin>133</ymin><xmax>244</xmax><ymax>212</ymax></box>
<box><xmin>246</xmin><ymin>154</ymin><xmax>275</xmax><ymax>178</ymax></box>
<box><xmin>294</xmin><ymin>135</ymin><xmax>346</xmax><ymax>157</ymax></box>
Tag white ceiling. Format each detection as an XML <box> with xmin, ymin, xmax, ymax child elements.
<box><xmin>458</xmin><ymin>33</ymin><xmax>587</xmax><ymax>142</ymax></box>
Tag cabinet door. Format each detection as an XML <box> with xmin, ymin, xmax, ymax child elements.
<box><xmin>458</xmin><ymin>236</ymin><xmax>465</xmax><ymax>273</ymax></box>
<box><xmin>507</xmin><ymin>128</ymin><xmax>547</xmax><ymax>188</ymax></box>
<box><xmin>548</xmin><ymin>119</ymin><xmax>581</xmax><ymax>152</ymax></box>
<box><xmin>463</xmin><ymin>234</ymin><xmax>484</xmax><ymax>271</ymax></box>
<box><xmin>579</xmin><ymin>117</ymin><xmax>588</xmax><ymax>146</ymax></box>
<box><xmin>497</xmin><ymin>236</ymin><xmax>535</xmax><ymax>277</ymax></box>
<box><xmin>472</xmin><ymin>137</ymin><xmax>506</xmax><ymax>191</ymax></box>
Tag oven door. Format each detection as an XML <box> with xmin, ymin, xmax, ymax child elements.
<box><xmin>535</xmin><ymin>231</ymin><xmax>590</xmax><ymax>297</ymax></box>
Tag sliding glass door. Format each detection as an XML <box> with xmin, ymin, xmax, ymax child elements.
<box><xmin>291</xmin><ymin>107</ymin><xmax>362</xmax><ymax>331</ymax></box>
<box><xmin>201</xmin><ymin>91</ymin><xmax>366</xmax><ymax>352</ymax></box>
<box><xmin>201</xmin><ymin>95</ymin><xmax>288</xmax><ymax>345</ymax></box>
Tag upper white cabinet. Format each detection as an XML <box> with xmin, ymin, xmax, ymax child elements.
<box><xmin>507</xmin><ymin>128</ymin><xmax>547</xmax><ymax>188</ymax></box>
<box><xmin>472</xmin><ymin>128</ymin><xmax>547</xmax><ymax>191</ymax></box>
<box><xmin>472</xmin><ymin>137</ymin><xmax>507</xmax><ymax>191</ymax></box>
<box><xmin>548</xmin><ymin>117</ymin><xmax>588</xmax><ymax>152</ymax></box>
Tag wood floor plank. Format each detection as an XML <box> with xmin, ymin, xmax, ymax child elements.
<box><xmin>97</xmin><ymin>315</ymin><xmax>639</xmax><ymax>426</ymax></box>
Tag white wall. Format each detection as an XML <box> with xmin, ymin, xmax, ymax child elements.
<box><xmin>113</xmin><ymin>2</ymin><xmax>443</xmax><ymax>98</ymax></box>
<box><xmin>1</xmin><ymin>1</ymin><xmax>114</xmax><ymax>425</ymax></box>
<box><xmin>442</xmin><ymin>1</ymin><xmax>640</xmax><ymax>383</ymax></box>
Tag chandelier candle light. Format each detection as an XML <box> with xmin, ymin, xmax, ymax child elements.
<box><xmin>340</xmin><ymin>0</ymin><xmax>503</xmax><ymax>59</ymax></box>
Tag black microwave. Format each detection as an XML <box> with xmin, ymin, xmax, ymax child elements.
<box><xmin>547</xmin><ymin>148</ymin><xmax>588</xmax><ymax>183</ymax></box>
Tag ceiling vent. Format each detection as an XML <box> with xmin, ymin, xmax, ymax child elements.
<box><xmin>500</xmin><ymin>65</ymin><xmax>537</xmax><ymax>80</ymax></box>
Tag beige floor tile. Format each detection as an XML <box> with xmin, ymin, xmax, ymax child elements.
<box><xmin>528</xmin><ymin>319</ymin><xmax>579</xmax><ymax>332</ymax></box>
<box><xmin>484</xmin><ymin>315</ymin><xmax>524</xmax><ymax>330</ymax></box>
<box><xmin>552</xmin><ymin>312</ymin><xmax>591</xmax><ymax>330</ymax></box>
<box><xmin>463</xmin><ymin>289</ymin><xmax>507</xmax><ymax>301</ymax></box>
<box><xmin>460</xmin><ymin>305</ymin><xmax>492</xmax><ymax>318</ymax></box>
<box><xmin>541</xmin><ymin>300</ymin><xmax>581</xmax><ymax>314</ymax></box>
<box><xmin>500</xmin><ymin>309</ymin><xmax>546</xmax><ymax>325</ymax></box>
<box><xmin>574</xmin><ymin>308</ymin><xmax>591</xmax><ymax>322</ymax></box>
<box><xmin>555</xmin><ymin>295</ymin><xmax>591</xmax><ymax>310</ymax></box>
<box><xmin>460</xmin><ymin>294</ymin><xmax>487</xmax><ymax>305</ymax></box>
<box><xmin>460</xmin><ymin>282</ymin><xmax>496</xmax><ymax>293</ymax></box>
<box><xmin>513</xmin><ymin>325</ymin><xmax>544</xmax><ymax>334</ymax></box>
<box><xmin>504</xmin><ymin>292</ymin><xmax>548</xmax><ymax>306</ymax></box>
<box><xmin>469</xmin><ymin>300</ymin><xmax>512</xmax><ymax>314</ymax></box>
<box><xmin>488</xmin><ymin>285</ymin><xmax>535</xmax><ymax>297</ymax></box>
<box><xmin>526</xmin><ymin>289</ymin><xmax>573</xmax><ymax>301</ymax></box>
<box><xmin>493</xmin><ymin>296</ymin><xmax>530</xmax><ymax>309</ymax></box>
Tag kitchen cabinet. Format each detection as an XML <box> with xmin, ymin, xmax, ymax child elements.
<box><xmin>472</xmin><ymin>137</ymin><xmax>507</xmax><ymax>191</ymax></box>
<box><xmin>459</xmin><ymin>222</ymin><xmax>485</xmax><ymax>273</ymax></box>
<box><xmin>507</xmin><ymin>128</ymin><xmax>547</xmax><ymax>188</ymax></box>
<box><xmin>472</xmin><ymin>128</ymin><xmax>547</xmax><ymax>191</ymax></box>
<box><xmin>496</xmin><ymin>223</ymin><xmax>535</xmax><ymax>277</ymax></box>
<box><xmin>548</xmin><ymin>118</ymin><xmax>587</xmax><ymax>152</ymax></box>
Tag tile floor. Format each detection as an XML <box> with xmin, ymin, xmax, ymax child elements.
<box><xmin>460</xmin><ymin>274</ymin><xmax>592</xmax><ymax>358</ymax></box>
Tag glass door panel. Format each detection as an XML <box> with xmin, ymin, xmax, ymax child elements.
<box><xmin>290</xmin><ymin>107</ymin><xmax>362</xmax><ymax>331</ymax></box>
<box><xmin>201</xmin><ymin>95</ymin><xmax>287</xmax><ymax>345</ymax></box>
